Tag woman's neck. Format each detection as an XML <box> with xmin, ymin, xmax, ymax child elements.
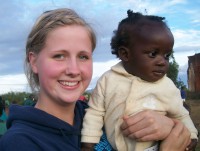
<box><xmin>35</xmin><ymin>99</ymin><xmax>76</xmax><ymax>125</ymax></box>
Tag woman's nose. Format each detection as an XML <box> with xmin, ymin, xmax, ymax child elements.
<box><xmin>65</xmin><ymin>58</ymin><xmax>80</xmax><ymax>75</ymax></box>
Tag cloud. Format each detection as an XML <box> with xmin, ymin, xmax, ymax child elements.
<box><xmin>0</xmin><ymin>74</ymin><xmax>30</xmax><ymax>95</ymax></box>
<box><xmin>0</xmin><ymin>0</ymin><xmax>200</xmax><ymax>93</ymax></box>
<box><xmin>93</xmin><ymin>59</ymin><xmax>119</xmax><ymax>79</ymax></box>
<box><xmin>179</xmin><ymin>63</ymin><xmax>188</xmax><ymax>75</ymax></box>
<box><xmin>173</xmin><ymin>29</ymin><xmax>200</xmax><ymax>47</ymax></box>
<box><xmin>88</xmin><ymin>59</ymin><xmax>120</xmax><ymax>89</ymax></box>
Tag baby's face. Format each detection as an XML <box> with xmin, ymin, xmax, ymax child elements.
<box><xmin>126</xmin><ymin>21</ymin><xmax>174</xmax><ymax>82</ymax></box>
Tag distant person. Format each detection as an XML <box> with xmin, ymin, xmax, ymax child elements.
<box><xmin>0</xmin><ymin>97</ymin><xmax>8</xmax><ymax>138</ymax></box>
<box><xmin>180</xmin><ymin>86</ymin><xmax>191</xmax><ymax>113</ymax></box>
<box><xmin>0</xmin><ymin>96</ymin><xmax>3</xmax><ymax>117</ymax></box>
<box><xmin>4</xmin><ymin>100</ymin><xmax>10</xmax><ymax>116</ymax></box>
<box><xmin>23</xmin><ymin>94</ymin><xmax>35</xmax><ymax>106</ymax></box>
<box><xmin>81</xmin><ymin>10</ymin><xmax>198</xmax><ymax>151</ymax></box>
<box><xmin>0</xmin><ymin>100</ymin><xmax>10</xmax><ymax>122</ymax></box>
<box><xmin>180</xmin><ymin>86</ymin><xmax>186</xmax><ymax>102</ymax></box>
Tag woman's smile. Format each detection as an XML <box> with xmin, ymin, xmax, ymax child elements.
<box><xmin>58</xmin><ymin>80</ymin><xmax>79</xmax><ymax>87</ymax></box>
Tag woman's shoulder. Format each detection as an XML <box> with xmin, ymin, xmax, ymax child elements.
<box><xmin>75</xmin><ymin>100</ymin><xmax>89</xmax><ymax>120</ymax></box>
<box><xmin>0</xmin><ymin>129</ymin><xmax>38</xmax><ymax>151</ymax></box>
<box><xmin>76</xmin><ymin>101</ymin><xmax>115</xmax><ymax>151</ymax></box>
<box><xmin>76</xmin><ymin>100</ymin><xmax>88</xmax><ymax>112</ymax></box>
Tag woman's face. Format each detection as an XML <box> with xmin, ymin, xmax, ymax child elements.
<box><xmin>29</xmin><ymin>25</ymin><xmax>93</xmax><ymax>105</ymax></box>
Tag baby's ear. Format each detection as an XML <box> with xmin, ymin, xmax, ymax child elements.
<box><xmin>118</xmin><ymin>46</ymin><xmax>129</xmax><ymax>61</ymax></box>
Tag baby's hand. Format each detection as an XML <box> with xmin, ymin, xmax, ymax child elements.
<box><xmin>81</xmin><ymin>143</ymin><xmax>95</xmax><ymax>151</ymax></box>
<box><xmin>186</xmin><ymin>139</ymin><xmax>198</xmax><ymax>151</ymax></box>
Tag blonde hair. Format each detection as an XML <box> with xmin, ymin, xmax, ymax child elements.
<box><xmin>25</xmin><ymin>8</ymin><xmax>96</xmax><ymax>92</ymax></box>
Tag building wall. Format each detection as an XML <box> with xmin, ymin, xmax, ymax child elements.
<box><xmin>187</xmin><ymin>53</ymin><xmax>200</xmax><ymax>92</ymax></box>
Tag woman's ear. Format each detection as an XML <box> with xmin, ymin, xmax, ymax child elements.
<box><xmin>118</xmin><ymin>46</ymin><xmax>129</xmax><ymax>61</ymax></box>
<box><xmin>29</xmin><ymin>52</ymin><xmax>38</xmax><ymax>74</ymax></box>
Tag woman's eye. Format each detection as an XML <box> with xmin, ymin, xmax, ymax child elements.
<box><xmin>79</xmin><ymin>55</ymin><xmax>89</xmax><ymax>60</ymax></box>
<box><xmin>148</xmin><ymin>51</ymin><xmax>157</xmax><ymax>58</ymax></box>
<box><xmin>53</xmin><ymin>54</ymin><xmax>65</xmax><ymax>59</ymax></box>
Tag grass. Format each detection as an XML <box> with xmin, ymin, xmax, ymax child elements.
<box><xmin>196</xmin><ymin>148</ymin><xmax>200</xmax><ymax>151</ymax></box>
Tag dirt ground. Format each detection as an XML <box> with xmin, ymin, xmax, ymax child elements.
<box><xmin>186</xmin><ymin>99</ymin><xmax>200</xmax><ymax>150</ymax></box>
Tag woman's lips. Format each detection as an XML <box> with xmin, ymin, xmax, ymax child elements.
<box><xmin>59</xmin><ymin>80</ymin><xmax>79</xmax><ymax>87</ymax></box>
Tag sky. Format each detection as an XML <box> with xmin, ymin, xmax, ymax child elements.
<box><xmin>0</xmin><ymin>0</ymin><xmax>200</xmax><ymax>94</ymax></box>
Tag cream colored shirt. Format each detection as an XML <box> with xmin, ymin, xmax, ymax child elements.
<box><xmin>81</xmin><ymin>62</ymin><xmax>198</xmax><ymax>151</ymax></box>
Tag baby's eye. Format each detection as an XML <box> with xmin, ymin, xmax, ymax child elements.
<box><xmin>148</xmin><ymin>51</ymin><xmax>157</xmax><ymax>58</ymax></box>
<box><xmin>53</xmin><ymin>54</ymin><xmax>65</xmax><ymax>60</ymax></box>
<box><xmin>164</xmin><ymin>53</ymin><xmax>171</xmax><ymax>60</ymax></box>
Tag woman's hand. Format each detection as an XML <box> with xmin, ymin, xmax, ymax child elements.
<box><xmin>120</xmin><ymin>110</ymin><xmax>174</xmax><ymax>141</ymax></box>
<box><xmin>160</xmin><ymin>119</ymin><xmax>191</xmax><ymax>151</ymax></box>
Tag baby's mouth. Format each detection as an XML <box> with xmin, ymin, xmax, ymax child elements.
<box><xmin>153</xmin><ymin>70</ymin><xmax>165</xmax><ymax>76</ymax></box>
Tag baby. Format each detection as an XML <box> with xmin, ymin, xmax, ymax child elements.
<box><xmin>81</xmin><ymin>10</ymin><xmax>198</xmax><ymax>151</ymax></box>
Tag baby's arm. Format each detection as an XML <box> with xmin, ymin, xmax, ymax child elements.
<box><xmin>167</xmin><ymin>91</ymin><xmax>198</xmax><ymax>150</ymax></box>
<box><xmin>81</xmin><ymin>98</ymin><xmax>105</xmax><ymax>147</ymax></box>
<box><xmin>160</xmin><ymin>80</ymin><xmax>198</xmax><ymax>150</ymax></box>
<box><xmin>81</xmin><ymin>79</ymin><xmax>106</xmax><ymax>150</ymax></box>
<box><xmin>172</xmin><ymin>111</ymin><xmax>198</xmax><ymax>150</ymax></box>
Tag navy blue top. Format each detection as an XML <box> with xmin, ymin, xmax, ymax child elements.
<box><xmin>0</xmin><ymin>101</ymin><xmax>114</xmax><ymax>151</ymax></box>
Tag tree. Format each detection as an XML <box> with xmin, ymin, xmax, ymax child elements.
<box><xmin>167</xmin><ymin>51</ymin><xmax>185</xmax><ymax>88</ymax></box>
<box><xmin>1</xmin><ymin>92</ymin><xmax>32</xmax><ymax>105</ymax></box>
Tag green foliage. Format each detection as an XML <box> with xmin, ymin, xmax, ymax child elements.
<box><xmin>167</xmin><ymin>51</ymin><xmax>185</xmax><ymax>88</ymax></box>
<box><xmin>83</xmin><ymin>91</ymin><xmax>91</xmax><ymax>102</ymax></box>
<box><xmin>167</xmin><ymin>60</ymin><xmax>179</xmax><ymax>84</ymax></box>
<box><xmin>1</xmin><ymin>92</ymin><xmax>32</xmax><ymax>105</ymax></box>
<box><xmin>176</xmin><ymin>78</ymin><xmax>185</xmax><ymax>89</ymax></box>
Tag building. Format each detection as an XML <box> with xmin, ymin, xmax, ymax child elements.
<box><xmin>187</xmin><ymin>53</ymin><xmax>200</xmax><ymax>92</ymax></box>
